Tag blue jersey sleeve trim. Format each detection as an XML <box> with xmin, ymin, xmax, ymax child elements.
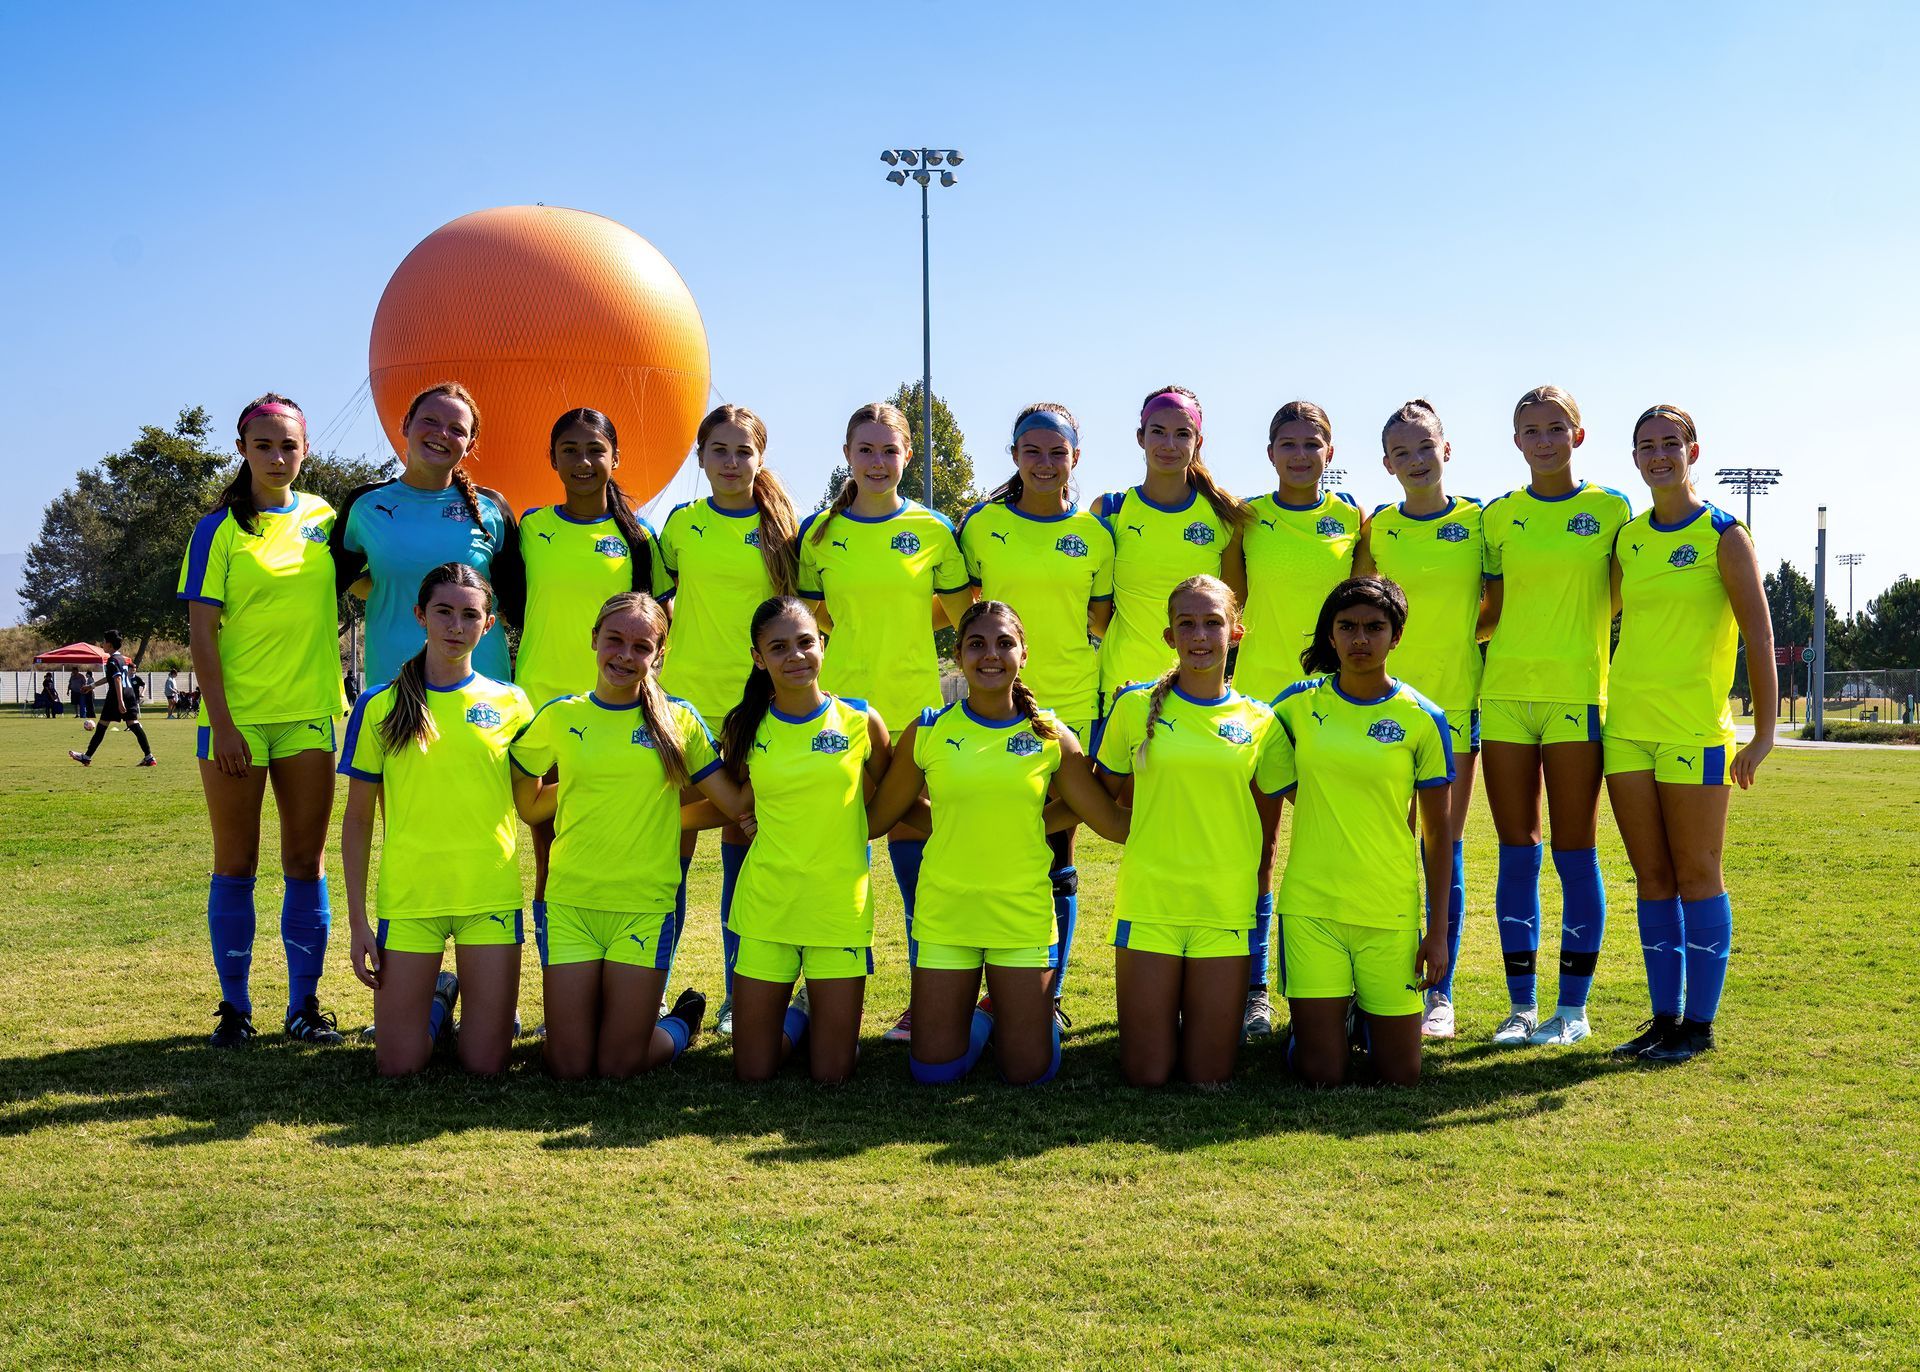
<box><xmin>688</xmin><ymin>757</ymin><xmax>722</xmax><ymax>784</ymax></box>
<box><xmin>337</xmin><ymin>764</ymin><xmax>382</xmax><ymax>783</ymax></box>
<box><xmin>1597</xmin><ymin>485</ymin><xmax>1635</xmax><ymax>512</ymax></box>
<box><xmin>797</xmin><ymin>509</ymin><xmax>823</xmax><ymax>539</ymax></box>
<box><xmin>181</xmin><ymin>507</ymin><xmax>227</xmax><ymax>599</ymax></box>
<box><xmin>177</xmin><ymin>593</ymin><xmax>224</xmax><ymax>607</ymax></box>
<box><xmin>797</xmin><ymin>588</ymin><xmax>824</xmax><ymax>599</ymax></box>
<box><xmin>1263</xmin><ymin>781</ymin><xmax>1299</xmax><ymax>798</ymax></box>
<box><xmin>1706</xmin><ymin>503</ymin><xmax>1740</xmax><ymax>535</ymax></box>
<box><xmin>1268</xmin><ymin>676</ymin><xmax>1320</xmax><ymax>707</ymax></box>
<box><xmin>1090</xmin><ymin>592</ymin><xmax>1113</xmax><ymax>603</ymax></box>
<box><xmin>839</xmin><ymin>696</ymin><xmax>869</xmax><ymax>713</ymax></box>
<box><xmin>935</xmin><ymin>581</ymin><xmax>972</xmax><ymax>596</ymax></box>
<box><xmin>1415</xmin><ymin>774</ymin><xmax>1452</xmax><ymax>790</ymax></box>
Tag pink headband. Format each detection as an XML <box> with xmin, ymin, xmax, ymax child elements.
<box><xmin>240</xmin><ymin>401</ymin><xmax>305</xmax><ymax>433</ymax></box>
<box><xmin>1140</xmin><ymin>391</ymin><xmax>1202</xmax><ymax>433</ymax></box>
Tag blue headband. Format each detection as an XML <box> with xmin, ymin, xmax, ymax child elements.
<box><xmin>1011</xmin><ymin>410</ymin><xmax>1079</xmax><ymax>449</ymax></box>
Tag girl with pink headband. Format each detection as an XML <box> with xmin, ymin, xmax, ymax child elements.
<box><xmin>1092</xmin><ymin>386</ymin><xmax>1250</xmax><ymax>714</ymax></box>
<box><xmin>177</xmin><ymin>392</ymin><xmax>348</xmax><ymax>1049</ymax></box>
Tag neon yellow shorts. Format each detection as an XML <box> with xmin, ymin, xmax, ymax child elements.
<box><xmin>1281</xmin><ymin>914</ymin><xmax>1422</xmax><ymax>1017</ymax></box>
<box><xmin>1603</xmin><ymin>735</ymin><xmax>1732</xmax><ymax>786</ymax></box>
<box><xmin>537</xmin><ymin>903</ymin><xmax>676</xmax><ymax>970</ymax></box>
<box><xmin>377</xmin><ymin>909</ymin><xmax>523</xmax><ymax>955</ymax></box>
<box><xmin>912</xmin><ymin>940</ymin><xmax>1056</xmax><ymax>971</ymax></box>
<box><xmin>1481</xmin><ymin>698</ymin><xmax>1601</xmax><ymax>747</ymax></box>
<box><xmin>1111</xmin><ymin>918</ymin><xmax>1254</xmax><ymax>960</ymax></box>
<box><xmin>197</xmin><ymin>715</ymin><xmax>339</xmax><ymax>763</ymax></box>
<box><xmin>733</xmin><ymin>935</ymin><xmax>874</xmax><ymax>983</ymax></box>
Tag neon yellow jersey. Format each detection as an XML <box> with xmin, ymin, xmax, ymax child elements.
<box><xmin>515</xmin><ymin>505</ymin><xmax>670</xmax><ymax>711</ymax></box>
<box><xmin>1481</xmin><ymin>482</ymin><xmax>1634</xmax><ymax>705</ymax></box>
<box><xmin>958</xmin><ymin>500</ymin><xmax>1114</xmax><ymax>725</ymax></box>
<box><xmin>510</xmin><ymin>692</ymin><xmax>719</xmax><ymax>914</ymax></box>
<box><xmin>1236</xmin><ymin>491</ymin><xmax>1362</xmax><ymax>702</ymax></box>
<box><xmin>177</xmin><ymin>493</ymin><xmax>346</xmax><ymax>725</ymax></box>
<box><xmin>1365</xmin><ymin>496</ymin><xmax>1486</xmax><ymax>719</ymax></box>
<box><xmin>912</xmin><ymin>701</ymin><xmax>1068</xmax><ymax>948</ymax></box>
<box><xmin>338</xmin><ymin>673</ymin><xmax>533</xmax><ymax>920</ymax></box>
<box><xmin>796</xmin><ymin>500</ymin><xmax>968</xmax><ymax>734</ymax></box>
<box><xmin>1608</xmin><ymin>504</ymin><xmax>1744</xmax><ymax>746</ymax></box>
<box><xmin>1269</xmin><ymin>675</ymin><xmax>1454</xmax><ymax>931</ymax></box>
<box><xmin>1093</xmin><ymin>487</ymin><xmax>1233</xmax><ymax>702</ymax></box>
<box><xmin>1095</xmin><ymin>684</ymin><xmax>1289</xmax><ymax>927</ymax></box>
<box><xmin>729</xmin><ymin>695</ymin><xmax>875</xmax><ymax>949</ymax></box>
<box><xmin>657</xmin><ymin>497</ymin><xmax>777</xmax><ymax>726</ymax></box>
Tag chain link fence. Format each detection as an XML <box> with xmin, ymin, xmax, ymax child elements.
<box><xmin>1814</xmin><ymin>668</ymin><xmax>1919</xmax><ymax>724</ymax></box>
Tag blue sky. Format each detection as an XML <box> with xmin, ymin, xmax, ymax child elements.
<box><xmin>1</xmin><ymin>1</ymin><xmax>1914</xmax><ymax>616</ymax></box>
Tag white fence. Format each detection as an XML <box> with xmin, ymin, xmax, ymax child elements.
<box><xmin>5</xmin><ymin>670</ymin><xmax>199</xmax><ymax>711</ymax></box>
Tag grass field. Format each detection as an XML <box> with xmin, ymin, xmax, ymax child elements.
<box><xmin>3</xmin><ymin>714</ymin><xmax>1917</xmax><ymax>1368</ymax></box>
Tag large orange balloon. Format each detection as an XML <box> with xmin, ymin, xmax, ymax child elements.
<box><xmin>369</xmin><ymin>205</ymin><xmax>710</xmax><ymax>518</ymax></box>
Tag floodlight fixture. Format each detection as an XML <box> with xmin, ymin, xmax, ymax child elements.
<box><xmin>940</xmin><ymin>171</ymin><xmax>956</xmax><ymax>187</ymax></box>
<box><xmin>881</xmin><ymin>150</ymin><xmax>899</xmax><ymax>165</ymax></box>
<box><xmin>900</xmin><ymin>150</ymin><xmax>919</xmax><ymax>166</ymax></box>
<box><xmin>946</xmin><ymin>150</ymin><xmax>964</xmax><ymax>165</ymax></box>
<box><xmin>913</xmin><ymin>169</ymin><xmax>931</xmax><ymax>186</ymax></box>
<box><xmin>925</xmin><ymin>151</ymin><xmax>944</xmax><ymax>166</ymax></box>
<box><xmin>886</xmin><ymin>169</ymin><xmax>907</xmax><ymax>185</ymax></box>
<box><xmin>875</xmin><ymin>145</ymin><xmax>968</xmax><ymax>505</ymax></box>
<box><xmin>1716</xmin><ymin>466</ymin><xmax>1783</xmax><ymax>530</ymax></box>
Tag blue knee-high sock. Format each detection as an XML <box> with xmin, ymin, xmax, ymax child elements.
<box><xmin>1681</xmin><ymin>893</ymin><xmax>1732</xmax><ymax>1024</ymax></box>
<box><xmin>782</xmin><ymin>998</ymin><xmax>811</xmax><ymax>1049</ymax></box>
<box><xmin>719</xmin><ymin>841</ymin><xmax>748</xmax><ymax>997</ymax></box>
<box><xmin>888</xmin><ymin>838</ymin><xmax>925</xmax><ymax>962</ymax></box>
<box><xmin>658</xmin><ymin>1013</ymin><xmax>691</xmax><ymax>1060</ymax></box>
<box><xmin>531</xmin><ymin>899</ymin><xmax>550</xmax><ymax>968</ymax></box>
<box><xmin>208</xmin><ymin>875</ymin><xmax>257</xmax><ymax>1015</ymax></box>
<box><xmin>1049</xmin><ymin>866</ymin><xmax>1079</xmax><ymax>997</ymax></box>
<box><xmin>667</xmin><ymin>853</ymin><xmax>693</xmax><ymax>984</ymax></box>
<box><xmin>280</xmin><ymin>876</ymin><xmax>330</xmax><ymax>1014</ymax></box>
<box><xmin>1250</xmin><ymin>891</ymin><xmax>1274</xmax><ymax>989</ymax></box>
<box><xmin>1436</xmin><ymin>840</ymin><xmax>1467</xmax><ymax>1000</ymax></box>
<box><xmin>1496</xmin><ymin>844</ymin><xmax>1544</xmax><ymax>1010</ymax></box>
<box><xmin>1636</xmin><ymin>897</ymin><xmax>1685</xmax><ymax>1017</ymax></box>
<box><xmin>1553</xmin><ymin>847</ymin><xmax>1607</xmax><ymax>1011</ymax></box>
<box><xmin>909</xmin><ymin>1006</ymin><xmax>993</xmax><ymax>1083</ymax></box>
<box><xmin>428</xmin><ymin>991</ymin><xmax>453</xmax><ymax>1043</ymax></box>
<box><xmin>1018</xmin><ymin>1017</ymin><xmax>1063</xmax><ymax>1086</ymax></box>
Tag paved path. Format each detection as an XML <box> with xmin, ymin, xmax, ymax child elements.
<box><xmin>1732</xmin><ymin>722</ymin><xmax>1915</xmax><ymax>752</ymax></box>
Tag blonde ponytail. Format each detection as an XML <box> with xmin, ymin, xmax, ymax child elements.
<box><xmin>1133</xmin><ymin>665</ymin><xmax>1182</xmax><ymax>769</ymax></box>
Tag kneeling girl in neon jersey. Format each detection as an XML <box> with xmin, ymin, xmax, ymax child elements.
<box><xmin>1269</xmin><ymin>577</ymin><xmax>1454</xmax><ymax>1086</ymax></box>
<box><xmin>715</xmin><ymin>596</ymin><xmax>890</xmax><ymax>1084</ymax></box>
<box><xmin>509</xmin><ymin>592</ymin><xmax>750</xmax><ymax>1080</ymax></box>
<box><xmin>1095</xmin><ymin>575</ymin><xmax>1291</xmax><ymax>1088</ymax></box>
<box><xmin>340</xmin><ymin>564</ymin><xmax>532</xmax><ymax>1077</ymax></box>
<box><xmin>868</xmin><ymin>601</ymin><xmax>1127</xmax><ymax>1085</ymax></box>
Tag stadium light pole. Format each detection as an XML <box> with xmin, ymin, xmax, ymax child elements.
<box><xmin>1716</xmin><ymin>467</ymin><xmax>1781</xmax><ymax>531</ymax></box>
<box><xmin>1812</xmin><ymin>506</ymin><xmax>1828</xmax><ymax>740</ymax></box>
<box><xmin>1837</xmin><ymin>552</ymin><xmax>1865</xmax><ymax>618</ymax></box>
<box><xmin>880</xmin><ymin>147</ymin><xmax>963</xmax><ymax>506</ymax></box>
<box><xmin>1319</xmin><ymin>467</ymin><xmax>1348</xmax><ymax>496</ymax></box>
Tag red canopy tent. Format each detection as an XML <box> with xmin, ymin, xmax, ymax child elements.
<box><xmin>33</xmin><ymin>643</ymin><xmax>108</xmax><ymax>667</ymax></box>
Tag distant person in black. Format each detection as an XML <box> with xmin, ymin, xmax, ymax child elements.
<box><xmin>68</xmin><ymin>668</ymin><xmax>92</xmax><ymax>720</ymax></box>
<box><xmin>41</xmin><ymin>671</ymin><xmax>60</xmax><ymax>718</ymax></box>
<box><xmin>69</xmin><ymin>631</ymin><xmax>155</xmax><ymax>767</ymax></box>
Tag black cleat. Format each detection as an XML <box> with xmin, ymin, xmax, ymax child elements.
<box><xmin>662</xmin><ymin>987</ymin><xmax>707</xmax><ymax>1043</ymax></box>
<box><xmin>1611</xmin><ymin>1014</ymin><xmax>1681</xmax><ymax>1059</ymax></box>
<box><xmin>209</xmin><ymin>1000</ymin><xmax>256</xmax><ymax>1048</ymax></box>
<box><xmin>284</xmin><ymin>996</ymin><xmax>344</xmax><ymax>1045</ymax></box>
<box><xmin>1641</xmin><ymin>1018</ymin><xmax>1715</xmax><ymax>1064</ymax></box>
<box><xmin>431</xmin><ymin>971</ymin><xmax>460</xmax><ymax>1045</ymax></box>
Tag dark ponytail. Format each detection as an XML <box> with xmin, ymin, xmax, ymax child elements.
<box><xmin>1301</xmin><ymin>576</ymin><xmax>1408</xmax><ymax>675</ymax></box>
<box><xmin>379</xmin><ymin>563</ymin><xmax>494</xmax><ymax>752</ymax></box>
<box><xmin>226</xmin><ymin>391</ymin><xmax>306</xmax><ymax>535</ymax></box>
<box><xmin>720</xmin><ymin>596</ymin><xmax>816</xmax><ymax>779</ymax></box>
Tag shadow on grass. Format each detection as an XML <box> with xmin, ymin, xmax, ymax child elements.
<box><xmin>0</xmin><ymin>1021</ymin><xmax>1631</xmax><ymax>1162</ymax></box>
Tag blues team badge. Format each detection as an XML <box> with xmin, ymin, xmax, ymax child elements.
<box><xmin>812</xmin><ymin>730</ymin><xmax>850</xmax><ymax>754</ymax></box>
<box><xmin>1437</xmin><ymin>522</ymin><xmax>1469</xmax><ymax>543</ymax></box>
<box><xmin>465</xmin><ymin>704</ymin><xmax>503</xmax><ymax>728</ymax></box>
<box><xmin>1315</xmin><ymin>516</ymin><xmax>1345</xmax><ymax>537</ymax></box>
<box><xmin>1367</xmin><ymin>718</ymin><xmax>1406</xmax><ymax>744</ymax></box>
<box><xmin>1183</xmin><ymin>522</ymin><xmax>1215</xmax><ymax>546</ymax></box>
<box><xmin>745</xmin><ymin>529</ymin><xmax>761</xmax><ymax>547</ymax></box>
<box><xmin>1668</xmin><ymin>544</ymin><xmax>1699</xmax><ymax>568</ymax></box>
<box><xmin>299</xmin><ymin>523</ymin><xmax>328</xmax><ymax>544</ymax></box>
<box><xmin>1055</xmin><ymin>534</ymin><xmax>1089</xmax><ymax>558</ymax></box>
<box><xmin>890</xmin><ymin>531</ymin><xmax>922</xmax><ymax>555</ymax></box>
<box><xmin>1217</xmin><ymin>721</ymin><xmax>1253</xmax><ymax>745</ymax></box>
<box><xmin>1006</xmin><ymin>733</ymin><xmax>1043</xmax><ymax>757</ymax></box>
<box><xmin>1567</xmin><ymin>512</ymin><xmax>1602</xmax><ymax>537</ymax></box>
<box><xmin>594</xmin><ymin>536</ymin><xmax>627</xmax><ymax>558</ymax></box>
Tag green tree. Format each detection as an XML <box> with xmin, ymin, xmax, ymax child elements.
<box><xmin>818</xmin><ymin>382</ymin><xmax>981</xmax><ymax>525</ymax></box>
<box><xmin>1859</xmin><ymin>576</ymin><xmax>1920</xmax><ymax>668</ymax></box>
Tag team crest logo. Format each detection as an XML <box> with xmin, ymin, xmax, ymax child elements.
<box><xmin>811</xmin><ymin>730</ymin><xmax>850</xmax><ymax>754</ymax></box>
<box><xmin>1315</xmin><ymin>516</ymin><xmax>1345</xmax><ymax>537</ymax></box>
<box><xmin>631</xmin><ymin>725</ymin><xmax>657</xmax><ymax>748</ymax></box>
<box><xmin>465</xmin><ymin>704</ymin><xmax>503</xmax><ymax>728</ymax></box>
<box><xmin>1567</xmin><ymin>512</ymin><xmax>1602</xmax><ymax>537</ymax></box>
<box><xmin>1055</xmin><ymin>534</ymin><xmax>1089</xmax><ymax>558</ymax></box>
<box><xmin>889</xmin><ymin>531</ymin><xmax>922</xmax><ymax>555</ymax></box>
<box><xmin>442</xmin><ymin>502</ymin><xmax>474</xmax><ymax>522</ymax></box>
<box><xmin>1437</xmin><ymin>522</ymin><xmax>1469</xmax><ymax>543</ymax></box>
<box><xmin>1217</xmin><ymin>722</ymin><xmax>1253</xmax><ymax>745</ymax></box>
<box><xmin>1006</xmin><ymin>733</ymin><xmax>1043</xmax><ymax>757</ymax></box>
<box><xmin>1182</xmin><ymin>521</ymin><xmax>1215</xmax><ymax>546</ymax></box>
<box><xmin>744</xmin><ymin>529</ymin><xmax>761</xmax><ymax>547</ymax></box>
<box><xmin>1367</xmin><ymin>719</ymin><xmax>1406</xmax><ymax>744</ymax></box>
<box><xmin>1668</xmin><ymin>544</ymin><xmax>1699</xmax><ymax>568</ymax></box>
<box><xmin>594</xmin><ymin>536</ymin><xmax>627</xmax><ymax>558</ymax></box>
<box><xmin>299</xmin><ymin>523</ymin><xmax>328</xmax><ymax>544</ymax></box>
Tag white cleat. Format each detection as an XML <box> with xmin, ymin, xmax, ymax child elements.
<box><xmin>1420</xmin><ymin>990</ymin><xmax>1457</xmax><ymax>1040</ymax></box>
<box><xmin>1528</xmin><ymin>1011</ymin><xmax>1591</xmax><ymax>1046</ymax></box>
<box><xmin>715</xmin><ymin>995</ymin><xmax>735</xmax><ymax>1036</ymax></box>
<box><xmin>1492</xmin><ymin>1009</ymin><xmax>1538</xmax><ymax>1045</ymax></box>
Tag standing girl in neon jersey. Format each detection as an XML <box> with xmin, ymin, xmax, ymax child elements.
<box><xmin>1355</xmin><ymin>399</ymin><xmax>1489</xmax><ymax>1040</ymax></box>
<box><xmin>1604</xmin><ymin>406</ymin><xmax>1774</xmax><ymax>1062</ymax></box>
<box><xmin>340</xmin><ymin>564</ymin><xmax>532</xmax><ymax>1077</ymax></box>
<box><xmin>958</xmin><ymin>403</ymin><xmax>1115</xmax><ymax>1025</ymax></box>
<box><xmin>515</xmin><ymin>408</ymin><xmax>674</xmax><ymax>983</ymax></box>
<box><xmin>870</xmin><ymin>601</ymin><xmax>1128</xmax><ymax>1085</ymax></box>
<box><xmin>658</xmin><ymin>405</ymin><xmax>801</xmax><ymax>1035</ymax></box>
<box><xmin>178</xmin><ymin>393</ymin><xmax>347</xmax><ymax>1047</ymax></box>
<box><xmin>798</xmin><ymin>401</ymin><xmax>975</xmax><ymax>1044</ymax></box>
<box><xmin>331</xmin><ymin>382</ymin><xmax>520</xmax><ymax>686</ymax></box>
<box><xmin>510</xmin><ymin>592</ymin><xmax>748</xmax><ymax>1079</ymax></box>
<box><xmin>1234</xmin><ymin>399</ymin><xmax>1363</xmax><ymax>1040</ymax></box>
<box><xmin>1480</xmin><ymin>385</ymin><xmax>1633</xmax><ymax>1047</ymax></box>
<box><xmin>718</xmin><ymin>596</ymin><xmax>888</xmax><ymax>1083</ymax></box>
<box><xmin>1095</xmin><ymin>386</ymin><xmax>1248</xmax><ymax>707</ymax></box>
<box><xmin>1269</xmin><ymin>578</ymin><xmax>1455</xmax><ymax>1086</ymax></box>
<box><xmin>1095</xmin><ymin>576</ymin><xmax>1290</xmax><ymax>1088</ymax></box>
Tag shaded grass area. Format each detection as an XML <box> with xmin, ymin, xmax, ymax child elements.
<box><xmin>2</xmin><ymin>715</ymin><xmax>1917</xmax><ymax>1367</ymax></box>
